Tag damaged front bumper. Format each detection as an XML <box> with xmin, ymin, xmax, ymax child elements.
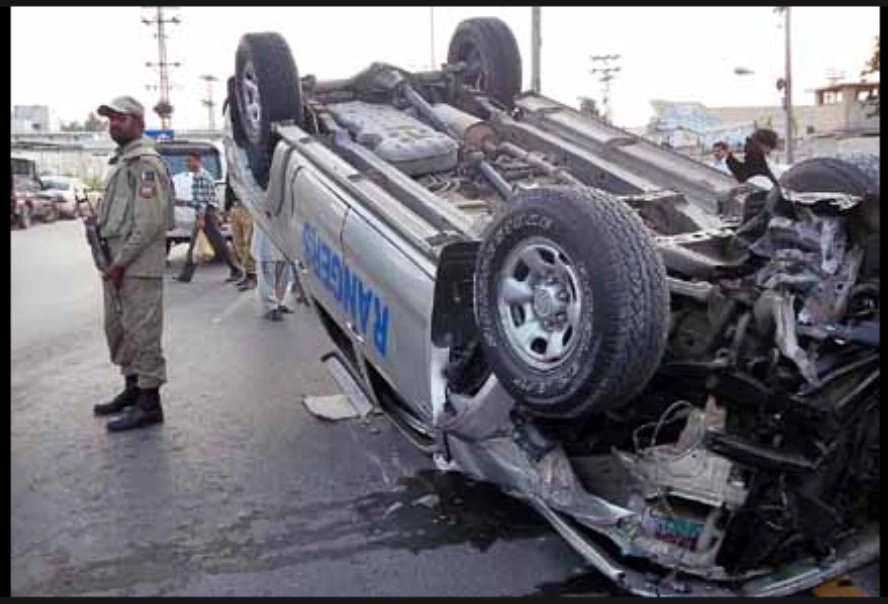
<box><xmin>437</xmin><ymin>399</ymin><xmax>879</xmax><ymax>598</ymax></box>
<box><xmin>530</xmin><ymin>499</ymin><xmax>879</xmax><ymax>597</ymax></box>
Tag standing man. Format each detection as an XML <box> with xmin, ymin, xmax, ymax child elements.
<box><xmin>709</xmin><ymin>141</ymin><xmax>731</xmax><ymax>174</ymax></box>
<box><xmin>91</xmin><ymin>96</ymin><xmax>175</xmax><ymax>432</ymax></box>
<box><xmin>224</xmin><ymin>178</ymin><xmax>257</xmax><ymax>291</ymax></box>
<box><xmin>173</xmin><ymin>153</ymin><xmax>242</xmax><ymax>283</ymax></box>
<box><xmin>252</xmin><ymin>226</ymin><xmax>304</xmax><ymax>320</ymax></box>
<box><xmin>725</xmin><ymin>128</ymin><xmax>780</xmax><ymax>187</ymax></box>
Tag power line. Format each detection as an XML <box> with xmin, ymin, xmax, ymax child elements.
<box><xmin>142</xmin><ymin>6</ymin><xmax>182</xmax><ymax>129</ymax></box>
<box><xmin>590</xmin><ymin>53</ymin><xmax>621</xmax><ymax>123</ymax></box>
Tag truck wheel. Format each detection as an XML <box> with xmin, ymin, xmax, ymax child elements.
<box><xmin>235</xmin><ymin>32</ymin><xmax>304</xmax><ymax>188</ymax></box>
<box><xmin>447</xmin><ymin>17</ymin><xmax>522</xmax><ymax>108</ymax></box>
<box><xmin>780</xmin><ymin>151</ymin><xmax>879</xmax><ymax>200</ymax></box>
<box><xmin>226</xmin><ymin>75</ymin><xmax>248</xmax><ymax>146</ymax></box>
<box><xmin>779</xmin><ymin>152</ymin><xmax>880</xmax><ymax>275</ymax></box>
<box><xmin>43</xmin><ymin>203</ymin><xmax>58</xmax><ymax>223</ymax></box>
<box><xmin>474</xmin><ymin>187</ymin><xmax>669</xmax><ymax>418</ymax></box>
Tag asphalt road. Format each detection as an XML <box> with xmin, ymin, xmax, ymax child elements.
<box><xmin>10</xmin><ymin>220</ymin><xmax>599</xmax><ymax>597</ymax></box>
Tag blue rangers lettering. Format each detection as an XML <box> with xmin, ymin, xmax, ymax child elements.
<box><xmin>302</xmin><ymin>223</ymin><xmax>391</xmax><ymax>358</ymax></box>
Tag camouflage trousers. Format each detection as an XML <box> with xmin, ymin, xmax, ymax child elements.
<box><xmin>104</xmin><ymin>277</ymin><xmax>166</xmax><ymax>389</ymax></box>
<box><xmin>230</xmin><ymin>205</ymin><xmax>255</xmax><ymax>275</ymax></box>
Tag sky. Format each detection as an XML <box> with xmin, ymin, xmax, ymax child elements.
<box><xmin>10</xmin><ymin>6</ymin><xmax>880</xmax><ymax>131</ymax></box>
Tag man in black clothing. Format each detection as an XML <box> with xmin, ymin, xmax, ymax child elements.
<box><xmin>173</xmin><ymin>153</ymin><xmax>242</xmax><ymax>283</ymax></box>
<box><xmin>726</xmin><ymin>128</ymin><xmax>780</xmax><ymax>187</ymax></box>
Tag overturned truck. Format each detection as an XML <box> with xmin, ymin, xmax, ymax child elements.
<box><xmin>224</xmin><ymin>17</ymin><xmax>880</xmax><ymax>596</ymax></box>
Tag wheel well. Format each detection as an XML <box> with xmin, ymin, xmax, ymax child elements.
<box><xmin>312</xmin><ymin>301</ymin><xmax>358</xmax><ymax>368</ymax></box>
<box><xmin>364</xmin><ymin>361</ymin><xmax>436</xmax><ymax>452</ymax></box>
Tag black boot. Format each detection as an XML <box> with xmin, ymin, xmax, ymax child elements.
<box><xmin>174</xmin><ymin>259</ymin><xmax>196</xmax><ymax>283</ymax></box>
<box><xmin>94</xmin><ymin>375</ymin><xmax>139</xmax><ymax>416</ymax></box>
<box><xmin>225</xmin><ymin>267</ymin><xmax>244</xmax><ymax>283</ymax></box>
<box><xmin>237</xmin><ymin>274</ymin><xmax>257</xmax><ymax>291</ymax></box>
<box><xmin>106</xmin><ymin>388</ymin><xmax>164</xmax><ymax>432</ymax></box>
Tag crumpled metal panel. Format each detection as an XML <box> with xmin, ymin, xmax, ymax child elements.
<box><xmin>445</xmin><ymin>434</ymin><xmax>633</xmax><ymax>529</ymax></box>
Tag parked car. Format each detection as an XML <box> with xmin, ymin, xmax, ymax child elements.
<box><xmin>35</xmin><ymin>175</ymin><xmax>87</xmax><ymax>219</ymax></box>
<box><xmin>156</xmin><ymin>138</ymin><xmax>232</xmax><ymax>255</ymax></box>
<box><xmin>225</xmin><ymin>18</ymin><xmax>879</xmax><ymax>597</ymax></box>
<box><xmin>11</xmin><ymin>156</ymin><xmax>58</xmax><ymax>228</ymax></box>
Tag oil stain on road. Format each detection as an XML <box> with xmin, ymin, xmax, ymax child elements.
<box><xmin>13</xmin><ymin>469</ymin><xmax>556</xmax><ymax>596</ymax></box>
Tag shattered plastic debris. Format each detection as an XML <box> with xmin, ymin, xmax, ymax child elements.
<box><xmin>412</xmin><ymin>494</ymin><xmax>441</xmax><ymax>509</ymax></box>
<box><xmin>302</xmin><ymin>394</ymin><xmax>361</xmax><ymax>421</ymax></box>
<box><xmin>383</xmin><ymin>502</ymin><xmax>404</xmax><ymax>518</ymax></box>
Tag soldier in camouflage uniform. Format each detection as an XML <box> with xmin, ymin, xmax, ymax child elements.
<box><xmin>91</xmin><ymin>96</ymin><xmax>176</xmax><ymax>432</ymax></box>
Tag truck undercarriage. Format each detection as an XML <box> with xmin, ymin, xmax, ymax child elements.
<box><xmin>223</xmin><ymin>17</ymin><xmax>880</xmax><ymax>596</ymax></box>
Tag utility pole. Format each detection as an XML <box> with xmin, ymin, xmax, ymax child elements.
<box><xmin>590</xmin><ymin>54</ymin><xmax>621</xmax><ymax>123</ymax></box>
<box><xmin>782</xmin><ymin>6</ymin><xmax>794</xmax><ymax>164</ymax></box>
<box><xmin>142</xmin><ymin>6</ymin><xmax>181</xmax><ymax>129</ymax></box>
<box><xmin>531</xmin><ymin>7</ymin><xmax>541</xmax><ymax>93</ymax></box>
<box><xmin>200</xmin><ymin>74</ymin><xmax>218</xmax><ymax>132</ymax></box>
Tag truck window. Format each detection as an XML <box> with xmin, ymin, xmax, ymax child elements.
<box><xmin>157</xmin><ymin>149</ymin><xmax>222</xmax><ymax>180</ymax></box>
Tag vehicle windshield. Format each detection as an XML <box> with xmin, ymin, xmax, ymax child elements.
<box><xmin>42</xmin><ymin>178</ymin><xmax>72</xmax><ymax>191</ymax></box>
<box><xmin>158</xmin><ymin>149</ymin><xmax>222</xmax><ymax>180</ymax></box>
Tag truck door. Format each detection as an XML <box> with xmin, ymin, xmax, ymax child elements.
<box><xmin>340</xmin><ymin>207</ymin><xmax>437</xmax><ymax>423</ymax></box>
<box><xmin>273</xmin><ymin>147</ymin><xmax>352</xmax><ymax>334</ymax></box>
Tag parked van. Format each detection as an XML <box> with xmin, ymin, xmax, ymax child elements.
<box><xmin>155</xmin><ymin>139</ymin><xmax>231</xmax><ymax>254</ymax></box>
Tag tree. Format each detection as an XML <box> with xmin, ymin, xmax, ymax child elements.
<box><xmin>861</xmin><ymin>36</ymin><xmax>879</xmax><ymax>117</ymax></box>
<box><xmin>578</xmin><ymin>96</ymin><xmax>601</xmax><ymax>119</ymax></box>
<box><xmin>59</xmin><ymin>112</ymin><xmax>105</xmax><ymax>132</ymax></box>
<box><xmin>862</xmin><ymin>36</ymin><xmax>880</xmax><ymax>76</ymax></box>
<box><xmin>83</xmin><ymin>112</ymin><xmax>104</xmax><ymax>132</ymax></box>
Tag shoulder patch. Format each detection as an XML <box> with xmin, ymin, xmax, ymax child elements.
<box><xmin>139</xmin><ymin>168</ymin><xmax>157</xmax><ymax>198</ymax></box>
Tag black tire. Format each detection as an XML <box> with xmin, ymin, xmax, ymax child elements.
<box><xmin>474</xmin><ymin>187</ymin><xmax>669</xmax><ymax>418</ymax></box>
<box><xmin>235</xmin><ymin>32</ymin><xmax>304</xmax><ymax>188</ymax></box>
<box><xmin>779</xmin><ymin>152</ymin><xmax>880</xmax><ymax>275</ymax></box>
<box><xmin>779</xmin><ymin>152</ymin><xmax>880</xmax><ymax>199</ymax></box>
<box><xmin>447</xmin><ymin>17</ymin><xmax>522</xmax><ymax>108</ymax></box>
<box><xmin>226</xmin><ymin>75</ymin><xmax>248</xmax><ymax>147</ymax></box>
<box><xmin>43</xmin><ymin>203</ymin><xmax>58</xmax><ymax>223</ymax></box>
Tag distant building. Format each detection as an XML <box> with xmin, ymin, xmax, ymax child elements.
<box><xmin>644</xmin><ymin>80</ymin><xmax>879</xmax><ymax>160</ymax></box>
<box><xmin>11</xmin><ymin>105</ymin><xmax>51</xmax><ymax>134</ymax></box>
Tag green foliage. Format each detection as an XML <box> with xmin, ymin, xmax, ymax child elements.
<box><xmin>861</xmin><ymin>37</ymin><xmax>879</xmax><ymax>117</ymax></box>
<box><xmin>83</xmin><ymin>174</ymin><xmax>105</xmax><ymax>191</ymax></box>
<box><xmin>59</xmin><ymin>112</ymin><xmax>105</xmax><ymax>132</ymax></box>
<box><xmin>862</xmin><ymin>36</ymin><xmax>880</xmax><ymax>76</ymax></box>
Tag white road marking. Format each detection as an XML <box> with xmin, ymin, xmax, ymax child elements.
<box><xmin>211</xmin><ymin>291</ymin><xmax>253</xmax><ymax>325</ymax></box>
